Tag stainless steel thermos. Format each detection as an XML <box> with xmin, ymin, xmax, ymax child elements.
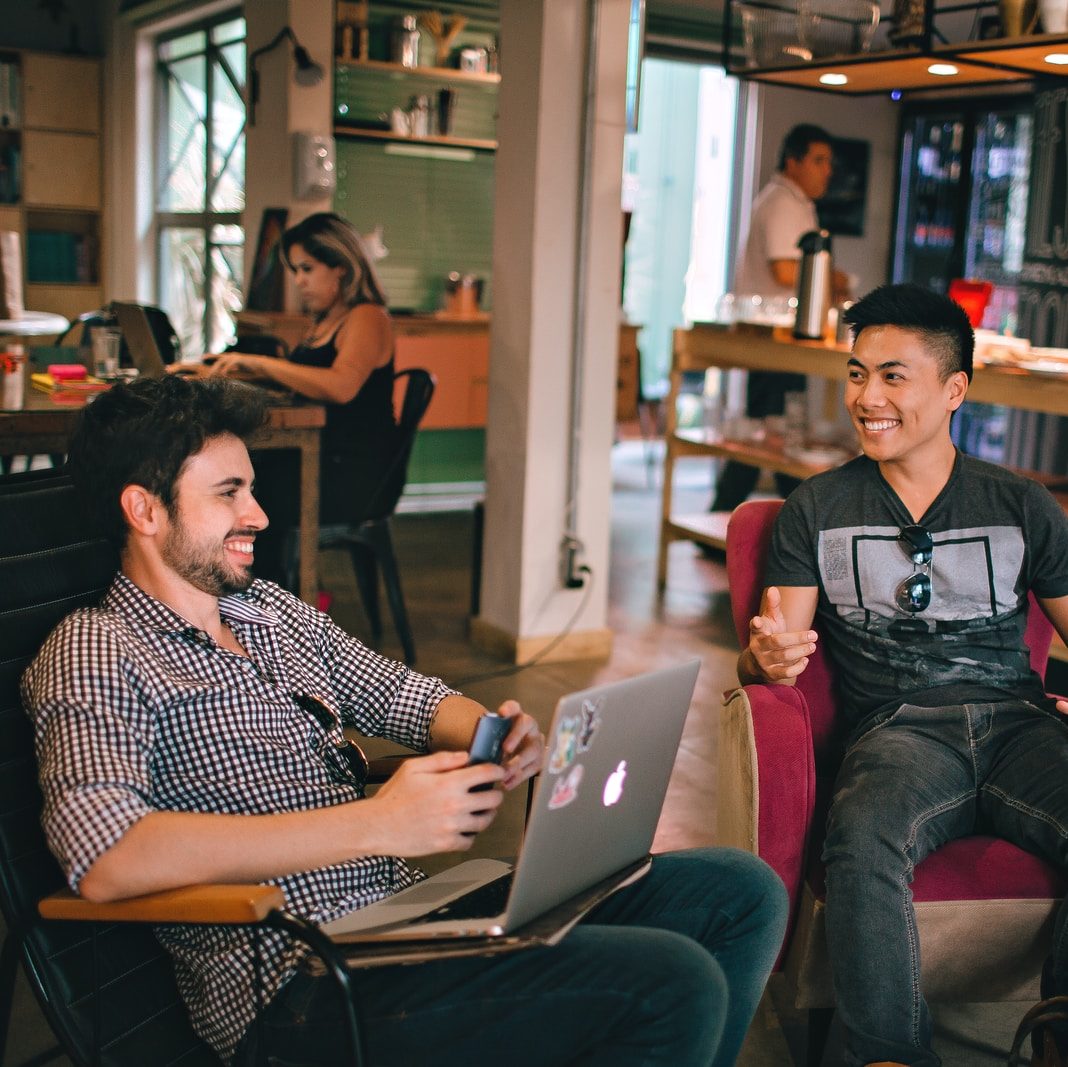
<box><xmin>793</xmin><ymin>229</ymin><xmax>833</xmax><ymax>340</ymax></box>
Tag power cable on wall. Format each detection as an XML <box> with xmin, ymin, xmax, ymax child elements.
<box><xmin>454</xmin><ymin>565</ymin><xmax>595</xmax><ymax>687</ymax></box>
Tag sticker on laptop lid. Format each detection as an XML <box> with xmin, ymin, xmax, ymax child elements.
<box><xmin>577</xmin><ymin>696</ymin><xmax>603</xmax><ymax>753</ymax></box>
<box><xmin>548</xmin><ymin>715</ymin><xmax>579</xmax><ymax>775</ymax></box>
<box><xmin>548</xmin><ymin>764</ymin><xmax>584</xmax><ymax>810</ymax></box>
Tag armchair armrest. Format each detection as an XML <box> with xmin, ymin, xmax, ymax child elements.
<box><xmin>718</xmin><ymin>683</ymin><xmax>817</xmax><ymax>911</ymax></box>
<box><xmin>39</xmin><ymin>883</ymin><xmax>285</xmax><ymax>924</ymax></box>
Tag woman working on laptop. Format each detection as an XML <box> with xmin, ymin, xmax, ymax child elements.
<box><xmin>207</xmin><ymin>212</ymin><xmax>398</xmax><ymax>583</ymax></box>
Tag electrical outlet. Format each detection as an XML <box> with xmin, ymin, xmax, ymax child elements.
<box><xmin>559</xmin><ymin>535</ymin><xmax>587</xmax><ymax>589</ymax></box>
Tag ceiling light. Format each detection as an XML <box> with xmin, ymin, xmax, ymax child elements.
<box><xmin>1044</xmin><ymin>53</ymin><xmax>1068</xmax><ymax>65</ymax></box>
<box><xmin>819</xmin><ymin>73</ymin><xmax>849</xmax><ymax>85</ymax></box>
<box><xmin>927</xmin><ymin>63</ymin><xmax>959</xmax><ymax>76</ymax></box>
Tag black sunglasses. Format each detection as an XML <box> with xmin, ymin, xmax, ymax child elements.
<box><xmin>292</xmin><ymin>693</ymin><xmax>369</xmax><ymax>791</ymax></box>
<box><xmin>895</xmin><ymin>524</ymin><xmax>933</xmax><ymax>614</ymax></box>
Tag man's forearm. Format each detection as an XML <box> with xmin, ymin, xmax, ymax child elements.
<box><xmin>427</xmin><ymin>694</ymin><xmax>486</xmax><ymax>751</ymax></box>
<box><xmin>79</xmin><ymin>801</ymin><xmax>382</xmax><ymax>903</ymax></box>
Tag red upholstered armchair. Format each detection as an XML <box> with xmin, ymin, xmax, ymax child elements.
<box><xmin>717</xmin><ymin>498</ymin><xmax>1067</xmax><ymax>1062</ymax></box>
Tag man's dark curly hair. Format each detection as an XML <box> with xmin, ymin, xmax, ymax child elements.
<box><xmin>66</xmin><ymin>375</ymin><xmax>268</xmax><ymax>548</ymax></box>
<box><xmin>843</xmin><ymin>283</ymin><xmax>975</xmax><ymax>383</ymax></box>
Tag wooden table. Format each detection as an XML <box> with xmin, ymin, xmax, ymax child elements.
<box><xmin>0</xmin><ymin>377</ymin><xmax>326</xmax><ymax>605</ymax></box>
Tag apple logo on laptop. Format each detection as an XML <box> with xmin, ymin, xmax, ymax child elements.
<box><xmin>602</xmin><ymin>760</ymin><xmax>627</xmax><ymax>807</ymax></box>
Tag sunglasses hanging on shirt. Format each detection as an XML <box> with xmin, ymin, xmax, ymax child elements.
<box><xmin>291</xmin><ymin>692</ymin><xmax>369</xmax><ymax>790</ymax></box>
<box><xmin>895</xmin><ymin>524</ymin><xmax>933</xmax><ymax>614</ymax></box>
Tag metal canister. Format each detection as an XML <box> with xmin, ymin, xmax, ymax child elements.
<box><xmin>793</xmin><ymin>229</ymin><xmax>833</xmax><ymax>341</ymax></box>
<box><xmin>392</xmin><ymin>15</ymin><xmax>420</xmax><ymax>68</ymax></box>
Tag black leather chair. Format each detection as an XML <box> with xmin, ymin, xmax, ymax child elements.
<box><xmin>0</xmin><ymin>469</ymin><xmax>362</xmax><ymax>1066</ymax></box>
<box><xmin>290</xmin><ymin>368</ymin><xmax>436</xmax><ymax>666</ymax></box>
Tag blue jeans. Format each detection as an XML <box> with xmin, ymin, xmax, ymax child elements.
<box><xmin>235</xmin><ymin>848</ymin><xmax>787</xmax><ymax>1067</ymax></box>
<box><xmin>823</xmin><ymin>701</ymin><xmax>1068</xmax><ymax>1067</ymax></box>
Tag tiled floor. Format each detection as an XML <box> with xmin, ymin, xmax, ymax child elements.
<box><xmin>2</xmin><ymin>442</ymin><xmax>1039</xmax><ymax>1064</ymax></box>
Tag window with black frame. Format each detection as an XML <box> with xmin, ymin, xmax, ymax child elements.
<box><xmin>156</xmin><ymin>12</ymin><xmax>246</xmax><ymax>360</ymax></box>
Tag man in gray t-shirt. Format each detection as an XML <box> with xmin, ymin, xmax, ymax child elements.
<box><xmin>739</xmin><ymin>283</ymin><xmax>1068</xmax><ymax>1067</ymax></box>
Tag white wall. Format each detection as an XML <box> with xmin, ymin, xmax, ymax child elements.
<box><xmin>749</xmin><ymin>83</ymin><xmax>900</xmax><ymax>299</ymax></box>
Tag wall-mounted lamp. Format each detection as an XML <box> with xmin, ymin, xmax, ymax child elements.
<box><xmin>248</xmin><ymin>27</ymin><xmax>324</xmax><ymax>127</ymax></box>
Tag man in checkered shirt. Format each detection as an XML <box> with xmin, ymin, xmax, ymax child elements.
<box><xmin>22</xmin><ymin>375</ymin><xmax>787</xmax><ymax>1066</ymax></box>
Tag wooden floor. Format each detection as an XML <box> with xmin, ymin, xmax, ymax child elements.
<box><xmin>2</xmin><ymin>442</ymin><xmax>1038</xmax><ymax>1065</ymax></box>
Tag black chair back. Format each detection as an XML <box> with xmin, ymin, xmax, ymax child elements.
<box><xmin>357</xmin><ymin>368</ymin><xmax>436</xmax><ymax>524</ymax></box>
<box><xmin>0</xmin><ymin>471</ymin><xmax>218</xmax><ymax>1065</ymax></box>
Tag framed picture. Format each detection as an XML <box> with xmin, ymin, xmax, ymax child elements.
<box><xmin>245</xmin><ymin>208</ymin><xmax>289</xmax><ymax>312</ymax></box>
<box><xmin>817</xmin><ymin>137</ymin><xmax>870</xmax><ymax>238</ymax></box>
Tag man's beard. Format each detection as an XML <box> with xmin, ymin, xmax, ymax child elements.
<box><xmin>161</xmin><ymin>514</ymin><xmax>256</xmax><ymax>597</ymax></box>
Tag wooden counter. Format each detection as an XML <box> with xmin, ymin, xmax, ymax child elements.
<box><xmin>673</xmin><ymin>324</ymin><xmax>1068</xmax><ymax>417</ymax></box>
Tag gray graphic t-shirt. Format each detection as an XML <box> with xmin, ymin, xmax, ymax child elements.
<box><xmin>767</xmin><ymin>452</ymin><xmax>1068</xmax><ymax>734</ymax></box>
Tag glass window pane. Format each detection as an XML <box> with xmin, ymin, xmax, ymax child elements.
<box><xmin>161</xmin><ymin>57</ymin><xmax>207</xmax><ymax>211</ymax></box>
<box><xmin>220</xmin><ymin>40</ymin><xmax>246</xmax><ymax>94</ymax></box>
<box><xmin>160</xmin><ymin>30</ymin><xmax>205</xmax><ymax>62</ymax></box>
<box><xmin>211</xmin><ymin>61</ymin><xmax>245</xmax><ymax>212</ymax></box>
<box><xmin>160</xmin><ymin>227</ymin><xmax>206</xmax><ymax>358</ymax></box>
<box><xmin>212</xmin><ymin>17</ymin><xmax>245</xmax><ymax>46</ymax></box>
<box><xmin>209</xmin><ymin>238</ymin><xmax>244</xmax><ymax>353</ymax></box>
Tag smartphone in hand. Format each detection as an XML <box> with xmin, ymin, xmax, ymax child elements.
<box><xmin>468</xmin><ymin>713</ymin><xmax>511</xmax><ymax>791</ymax></box>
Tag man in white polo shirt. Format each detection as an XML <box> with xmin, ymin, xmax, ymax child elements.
<box><xmin>711</xmin><ymin>124</ymin><xmax>849</xmax><ymax>517</ymax></box>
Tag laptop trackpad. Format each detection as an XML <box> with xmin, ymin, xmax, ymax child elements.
<box><xmin>323</xmin><ymin>859</ymin><xmax>512</xmax><ymax>935</ymax></box>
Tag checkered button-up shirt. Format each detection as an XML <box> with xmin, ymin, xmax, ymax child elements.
<box><xmin>22</xmin><ymin>574</ymin><xmax>455</xmax><ymax>1062</ymax></box>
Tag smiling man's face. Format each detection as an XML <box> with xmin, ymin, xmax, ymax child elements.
<box><xmin>158</xmin><ymin>433</ymin><xmax>268</xmax><ymax>597</ymax></box>
<box><xmin>845</xmin><ymin>325</ymin><xmax>968</xmax><ymax>468</ymax></box>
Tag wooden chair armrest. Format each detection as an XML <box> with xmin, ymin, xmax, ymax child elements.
<box><xmin>39</xmin><ymin>883</ymin><xmax>285</xmax><ymax>924</ymax></box>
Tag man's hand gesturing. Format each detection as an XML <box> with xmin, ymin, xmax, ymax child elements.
<box><xmin>740</xmin><ymin>586</ymin><xmax>819</xmax><ymax>685</ymax></box>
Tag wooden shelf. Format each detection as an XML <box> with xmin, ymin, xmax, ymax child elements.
<box><xmin>336</xmin><ymin>58</ymin><xmax>500</xmax><ymax>86</ymax></box>
<box><xmin>665</xmin><ymin>511</ymin><xmax>731</xmax><ymax>553</ymax></box>
<box><xmin>738</xmin><ymin>49</ymin><xmax>1023</xmax><ymax>94</ymax></box>
<box><xmin>334</xmin><ymin>125</ymin><xmax>497</xmax><ymax>151</ymax></box>
<box><xmin>726</xmin><ymin>28</ymin><xmax>1068</xmax><ymax>95</ymax></box>
<box><xmin>673</xmin><ymin>428</ymin><xmax>847</xmax><ymax>481</ymax></box>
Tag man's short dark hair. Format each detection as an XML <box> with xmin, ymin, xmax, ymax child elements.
<box><xmin>67</xmin><ymin>376</ymin><xmax>268</xmax><ymax>548</ymax></box>
<box><xmin>778</xmin><ymin>124</ymin><xmax>833</xmax><ymax>171</ymax></box>
<box><xmin>843</xmin><ymin>283</ymin><xmax>975</xmax><ymax>382</ymax></box>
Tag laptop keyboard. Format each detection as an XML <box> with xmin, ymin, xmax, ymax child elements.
<box><xmin>407</xmin><ymin>872</ymin><xmax>515</xmax><ymax>924</ymax></box>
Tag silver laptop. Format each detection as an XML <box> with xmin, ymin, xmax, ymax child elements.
<box><xmin>112</xmin><ymin>303</ymin><xmax>169</xmax><ymax>379</ymax></box>
<box><xmin>323</xmin><ymin>660</ymin><xmax>701</xmax><ymax>943</ymax></box>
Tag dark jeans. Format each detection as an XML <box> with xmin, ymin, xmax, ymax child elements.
<box><xmin>235</xmin><ymin>848</ymin><xmax>787</xmax><ymax>1067</ymax></box>
<box><xmin>823</xmin><ymin>701</ymin><xmax>1068</xmax><ymax>1067</ymax></box>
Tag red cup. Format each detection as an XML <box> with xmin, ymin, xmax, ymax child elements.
<box><xmin>948</xmin><ymin>279</ymin><xmax>993</xmax><ymax>328</ymax></box>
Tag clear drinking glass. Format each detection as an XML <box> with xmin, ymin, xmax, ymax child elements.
<box><xmin>92</xmin><ymin>327</ymin><xmax>121</xmax><ymax>378</ymax></box>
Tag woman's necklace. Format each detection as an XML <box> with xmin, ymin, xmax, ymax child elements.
<box><xmin>308</xmin><ymin>306</ymin><xmax>347</xmax><ymax>346</ymax></box>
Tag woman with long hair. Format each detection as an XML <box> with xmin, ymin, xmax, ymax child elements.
<box><xmin>211</xmin><ymin>212</ymin><xmax>400</xmax><ymax>583</ymax></box>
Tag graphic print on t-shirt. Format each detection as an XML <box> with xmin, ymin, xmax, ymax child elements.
<box><xmin>818</xmin><ymin>523</ymin><xmax>1025</xmax><ymax>632</ymax></box>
